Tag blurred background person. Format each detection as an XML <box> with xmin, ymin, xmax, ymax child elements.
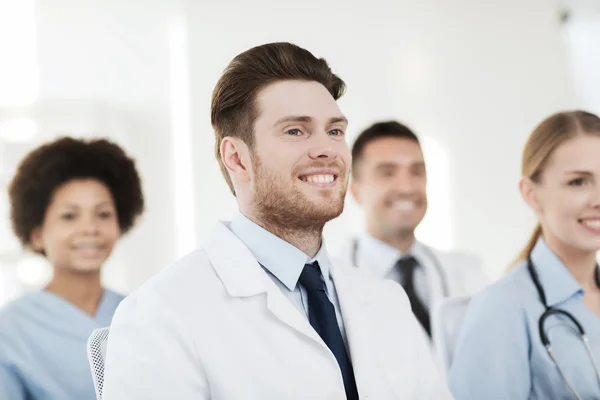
<box><xmin>449</xmin><ymin>111</ymin><xmax>600</xmax><ymax>399</ymax></box>
<box><xmin>0</xmin><ymin>137</ymin><xmax>144</xmax><ymax>400</ymax></box>
<box><xmin>338</xmin><ymin>121</ymin><xmax>489</xmax><ymax>341</ymax></box>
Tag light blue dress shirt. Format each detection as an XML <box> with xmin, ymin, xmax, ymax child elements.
<box><xmin>357</xmin><ymin>233</ymin><xmax>431</xmax><ymax>308</ymax></box>
<box><xmin>449</xmin><ymin>237</ymin><xmax>600</xmax><ymax>399</ymax></box>
<box><xmin>0</xmin><ymin>289</ymin><xmax>124</xmax><ymax>399</ymax></box>
<box><xmin>228</xmin><ymin>212</ymin><xmax>348</xmax><ymax>343</ymax></box>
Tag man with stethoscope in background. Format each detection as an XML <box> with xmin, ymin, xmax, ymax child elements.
<box><xmin>337</xmin><ymin>120</ymin><xmax>489</xmax><ymax>345</ymax></box>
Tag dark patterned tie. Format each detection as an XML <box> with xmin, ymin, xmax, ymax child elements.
<box><xmin>298</xmin><ymin>262</ymin><xmax>359</xmax><ymax>400</ymax></box>
<box><xmin>397</xmin><ymin>256</ymin><xmax>431</xmax><ymax>337</ymax></box>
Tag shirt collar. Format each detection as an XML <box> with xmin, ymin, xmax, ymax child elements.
<box><xmin>229</xmin><ymin>212</ymin><xmax>331</xmax><ymax>291</ymax></box>
<box><xmin>358</xmin><ymin>232</ymin><xmax>419</xmax><ymax>276</ymax></box>
<box><xmin>530</xmin><ymin>237</ymin><xmax>584</xmax><ymax>307</ymax></box>
<box><xmin>410</xmin><ymin>241</ymin><xmax>429</xmax><ymax>267</ymax></box>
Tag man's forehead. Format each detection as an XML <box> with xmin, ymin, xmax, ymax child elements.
<box><xmin>368</xmin><ymin>158</ymin><xmax>425</xmax><ymax>168</ymax></box>
<box><xmin>255</xmin><ymin>80</ymin><xmax>342</xmax><ymax>122</ymax></box>
<box><xmin>364</xmin><ymin>138</ymin><xmax>424</xmax><ymax>163</ymax></box>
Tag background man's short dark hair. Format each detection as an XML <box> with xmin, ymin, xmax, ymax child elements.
<box><xmin>351</xmin><ymin>120</ymin><xmax>420</xmax><ymax>179</ymax></box>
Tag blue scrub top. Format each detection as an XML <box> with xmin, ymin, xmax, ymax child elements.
<box><xmin>449</xmin><ymin>238</ymin><xmax>600</xmax><ymax>399</ymax></box>
<box><xmin>0</xmin><ymin>289</ymin><xmax>124</xmax><ymax>399</ymax></box>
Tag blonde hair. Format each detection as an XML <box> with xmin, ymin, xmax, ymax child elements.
<box><xmin>513</xmin><ymin>110</ymin><xmax>600</xmax><ymax>265</ymax></box>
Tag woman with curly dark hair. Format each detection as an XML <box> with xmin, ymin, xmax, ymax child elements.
<box><xmin>0</xmin><ymin>136</ymin><xmax>144</xmax><ymax>400</ymax></box>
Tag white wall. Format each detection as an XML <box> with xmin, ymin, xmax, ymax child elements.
<box><xmin>562</xmin><ymin>12</ymin><xmax>600</xmax><ymax>113</ymax></box>
<box><xmin>0</xmin><ymin>0</ymin><xmax>586</xmax><ymax>304</ymax></box>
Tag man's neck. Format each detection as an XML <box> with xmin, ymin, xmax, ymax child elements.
<box><xmin>368</xmin><ymin>227</ymin><xmax>416</xmax><ymax>254</ymax></box>
<box><xmin>244</xmin><ymin>212</ymin><xmax>323</xmax><ymax>258</ymax></box>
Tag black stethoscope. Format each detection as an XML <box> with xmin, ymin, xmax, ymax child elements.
<box><xmin>351</xmin><ymin>238</ymin><xmax>450</xmax><ymax>298</ymax></box>
<box><xmin>527</xmin><ymin>257</ymin><xmax>600</xmax><ymax>399</ymax></box>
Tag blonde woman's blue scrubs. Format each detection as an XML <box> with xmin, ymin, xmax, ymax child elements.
<box><xmin>449</xmin><ymin>238</ymin><xmax>600</xmax><ymax>399</ymax></box>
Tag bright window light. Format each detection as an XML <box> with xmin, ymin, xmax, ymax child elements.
<box><xmin>168</xmin><ymin>13</ymin><xmax>196</xmax><ymax>258</ymax></box>
<box><xmin>415</xmin><ymin>136</ymin><xmax>453</xmax><ymax>250</ymax></box>
<box><xmin>16</xmin><ymin>256</ymin><xmax>51</xmax><ymax>286</ymax></box>
<box><xmin>0</xmin><ymin>118</ymin><xmax>38</xmax><ymax>143</ymax></box>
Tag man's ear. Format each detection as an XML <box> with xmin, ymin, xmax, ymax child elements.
<box><xmin>350</xmin><ymin>178</ymin><xmax>363</xmax><ymax>205</ymax></box>
<box><xmin>220</xmin><ymin>137</ymin><xmax>252</xmax><ymax>185</ymax></box>
<box><xmin>519</xmin><ymin>176</ymin><xmax>542</xmax><ymax>213</ymax></box>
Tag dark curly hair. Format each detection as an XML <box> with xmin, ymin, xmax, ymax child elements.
<box><xmin>8</xmin><ymin>136</ymin><xmax>145</xmax><ymax>252</ymax></box>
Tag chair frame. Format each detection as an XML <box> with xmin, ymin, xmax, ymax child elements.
<box><xmin>87</xmin><ymin>327</ymin><xmax>111</xmax><ymax>400</ymax></box>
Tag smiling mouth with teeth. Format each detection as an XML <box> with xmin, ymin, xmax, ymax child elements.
<box><xmin>300</xmin><ymin>174</ymin><xmax>337</xmax><ymax>184</ymax></box>
<box><xmin>388</xmin><ymin>199</ymin><xmax>420</xmax><ymax>212</ymax></box>
<box><xmin>393</xmin><ymin>200</ymin><xmax>415</xmax><ymax>211</ymax></box>
<box><xmin>71</xmin><ymin>243</ymin><xmax>107</xmax><ymax>254</ymax></box>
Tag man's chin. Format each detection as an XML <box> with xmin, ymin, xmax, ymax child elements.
<box><xmin>254</xmin><ymin>185</ymin><xmax>346</xmax><ymax>226</ymax></box>
<box><xmin>302</xmin><ymin>186</ymin><xmax>345</xmax><ymax>201</ymax></box>
<box><xmin>311</xmin><ymin>203</ymin><xmax>345</xmax><ymax>222</ymax></box>
<box><xmin>381</xmin><ymin>216</ymin><xmax>418</xmax><ymax>232</ymax></box>
<box><xmin>306</xmin><ymin>192</ymin><xmax>344</xmax><ymax>208</ymax></box>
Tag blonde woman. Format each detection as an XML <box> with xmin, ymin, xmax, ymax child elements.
<box><xmin>449</xmin><ymin>111</ymin><xmax>600</xmax><ymax>399</ymax></box>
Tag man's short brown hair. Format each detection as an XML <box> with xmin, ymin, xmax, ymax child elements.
<box><xmin>211</xmin><ymin>42</ymin><xmax>346</xmax><ymax>195</ymax></box>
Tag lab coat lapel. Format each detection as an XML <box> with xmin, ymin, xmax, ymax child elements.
<box><xmin>204</xmin><ymin>222</ymin><xmax>323</xmax><ymax>345</ymax></box>
<box><xmin>265</xmin><ymin>286</ymin><xmax>324</xmax><ymax>344</ymax></box>
<box><xmin>330</xmin><ymin>263</ymin><xmax>399</xmax><ymax>399</ymax></box>
<box><xmin>415</xmin><ymin>243</ymin><xmax>446</xmax><ymax>307</ymax></box>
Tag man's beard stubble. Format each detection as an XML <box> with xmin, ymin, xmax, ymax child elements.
<box><xmin>250</xmin><ymin>155</ymin><xmax>348</xmax><ymax>239</ymax></box>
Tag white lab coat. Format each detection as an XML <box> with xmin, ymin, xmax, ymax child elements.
<box><xmin>102</xmin><ymin>222</ymin><xmax>452</xmax><ymax>400</ymax></box>
<box><xmin>336</xmin><ymin>236</ymin><xmax>489</xmax><ymax>378</ymax></box>
<box><xmin>336</xmin><ymin>236</ymin><xmax>489</xmax><ymax>310</ymax></box>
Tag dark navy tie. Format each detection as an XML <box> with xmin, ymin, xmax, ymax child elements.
<box><xmin>397</xmin><ymin>255</ymin><xmax>431</xmax><ymax>337</ymax></box>
<box><xmin>298</xmin><ymin>262</ymin><xmax>359</xmax><ymax>400</ymax></box>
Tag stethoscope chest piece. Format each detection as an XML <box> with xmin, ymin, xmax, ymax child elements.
<box><xmin>528</xmin><ymin>257</ymin><xmax>600</xmax><ymax>399</ymax></box>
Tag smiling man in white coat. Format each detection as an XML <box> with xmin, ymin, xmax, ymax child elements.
<box><xmin>101</xmin><ymin>43</ymin><xmax>452</xmax><ymax>400</ymax></box>
<box><xmin>339</xmin><ymin>121</ymin><xmax>489</xmax><ymax>348</ymax></box>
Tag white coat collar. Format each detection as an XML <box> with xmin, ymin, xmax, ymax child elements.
<box><xmin>204</xmin><ymin>221</ymin><xmax>273</xmax><ymax>298</ymax></box>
